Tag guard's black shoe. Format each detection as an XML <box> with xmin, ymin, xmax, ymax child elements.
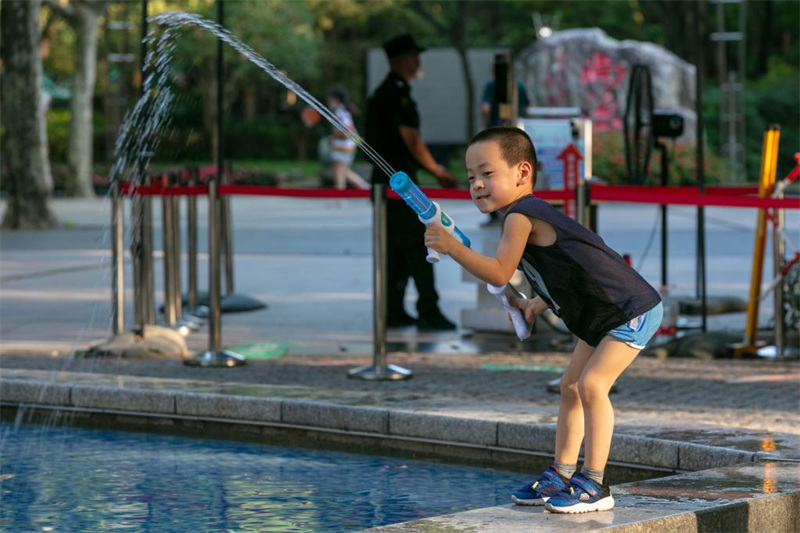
<box><xmin>417</xmin><ymin>311</ymin><xmax>457</xmax><ymax>331</ymax></box>
<box><xmin>386</xmin><ymin>311</ymin><xmax>417</xmax><ymax>328</ymax></box>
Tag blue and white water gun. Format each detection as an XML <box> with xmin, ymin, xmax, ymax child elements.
<box><xmin>389</xmin><ymin>171</ymin><xmax>471</xmax><ymax>263</ymax></box>
<box><xmin>389</xmin><ymin>171</ymin><xmax>531</xmax><ymax>340</ymax></box>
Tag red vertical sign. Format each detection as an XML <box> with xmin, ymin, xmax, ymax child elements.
<box><xmin>557</xmin><ymin>143</ymin><xmax>584</xmax><ymax>219</ymax></box>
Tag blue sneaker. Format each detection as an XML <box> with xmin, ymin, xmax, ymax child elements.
<box><xmin>544</xmin><ymin>472</ymin><xmax>615</xmax><ymax>513</ymax></box>
<box><xmin>511</xmin><ymin>466</ymin><xmax>570</xmax><ymax>506</ymax></box>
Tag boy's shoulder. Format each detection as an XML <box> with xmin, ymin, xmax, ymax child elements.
<box><xmin>508</xmin><ymin>194</ymin><xmax>543</xmax><ymax>212</ymax></box>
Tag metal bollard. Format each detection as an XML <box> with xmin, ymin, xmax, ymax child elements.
<box><xmin>348</xmin><ymin>184</ymin><xmax>411</xmax><ymax>380</ymax></box>
<box><xmin>184</xmin><ymin>181</ymin><xmax>246</xmax><ymax>367</ymax></box>
<box><xmin>161</xmin><ymin>178</ymin><xmax>177</xmax><ymax>327</ymax></box>
<box><xmin>143</xmin><ymin>175</ymin><xmax>156</xmax><ymax>325</ymax></box>
<box><xmin>171</xmin><ymin>182</ymin><xmax>183</xmax><ymax>319</ymax></box>
<box><xmin>773</xmin><ymin>189</ymin><xmax>786</xmax><ymax>357</ymax></box>
<box><xmin>130</xmin><ymin>184</ymin><xmax>145</xmax><ymax>330</ymax></box>
<box><xmin>172</xmin><ymin>173</ymin><xmax>201</xmax><ymax>333</ymax></box>
<box><xmin>222</xmin><ymin>192</ymin><xmax>235</xmax><ymax>295</ymax></box>
<box><xmin>111</xmin><ymin>181</ymin><xmax>125</xmax><ymax>335</ymax></box>
<box><xmin>186</xmin><ymin>175</ymin><xmax>199</xmax><ymax>314</ymax></box>
<box><xmin>576</xmin><ymin>177</ymin><xmax>588</xmax><ymax>228</ymax></box>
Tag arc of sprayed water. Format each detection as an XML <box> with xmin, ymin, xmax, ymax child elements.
<box><xmin>148</xmin><ymin>11</ymin><xmax>397</xmax><ymax>180</ymax></box>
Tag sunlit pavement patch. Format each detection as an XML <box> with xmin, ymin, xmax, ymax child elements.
<box><xmin>726</xmin><ymin>373</ymin><xmax>800</xmax><ymax>384</ymax></box>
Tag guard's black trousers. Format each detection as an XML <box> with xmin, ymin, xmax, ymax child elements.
<box><xmin>385</xmin><ymin>198</ymin><xmax>440</xmax><ymax>318</ymax></box>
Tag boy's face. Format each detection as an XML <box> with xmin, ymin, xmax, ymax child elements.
<box><xmin>465</xmin><ymin>141</ymin><xmax>532</xmax><ymax>214</ymax></box>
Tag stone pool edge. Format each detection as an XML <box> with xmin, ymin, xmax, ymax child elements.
<box><xmin>3</xmin><ymin>376</ymin><xmax>798</xmax><ymax>533</ymax></box>
<box><xmin>0</xmin><ymin>376</ymin><xmax>789</xmax><ymax>472</ymax></box>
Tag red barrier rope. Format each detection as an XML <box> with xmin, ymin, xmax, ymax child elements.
<box><xmin>590</xmin><ymin>184</ymin><xmax>799</xmax><ymax>209</ymax></box>
<box><xmin>219</xmin><ymin>185</ymin><xmax>370</xmax><ymax>198</ymax></box>
<box><xmin>117</xmin><ymin>181</ymin><xmax>796</xmax><ymax>209</ymax></box>
<box><xmin>119</xmin><ymin>182</ymin><xmax>207</xmax><ymax>196</ymax></box>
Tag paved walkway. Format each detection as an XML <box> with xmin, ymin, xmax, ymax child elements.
<box><xmin>1</xmin><ymin>196</ymin><xmax>799</xmax><ymax>531</ymax></box>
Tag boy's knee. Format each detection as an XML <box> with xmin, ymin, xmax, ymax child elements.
<box><xmin>560</xmin><ymin>376</ymin><xmax>580</xmax><ymax>399</ymax></box>
<box><xmin>577</xmin><ymin>376</ymin><xmax>608</xmax><ymax>405</ymax></box>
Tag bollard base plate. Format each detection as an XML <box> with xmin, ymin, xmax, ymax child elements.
<box><xmin>348</xmin><ymin>364</ymin><xmax>412</xmax><ymax>381</ymax></box>
<box><xmin>184</xmin><ymin>350</ymin><xmax>247</xmax><ymax>368</ymax></box>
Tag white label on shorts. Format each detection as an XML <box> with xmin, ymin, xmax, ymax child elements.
<box><xmin>628</xmin><ymin>315</ymin><xmax>643</xmax><ymax>331</ymax></box>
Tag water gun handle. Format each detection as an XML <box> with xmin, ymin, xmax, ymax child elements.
<box><xmin>487</xmin><ymin>284</ymin><xmax>532</xmax><ymax>340</ymax></box>
<box><xmin>419</xmin><ymin>202</ymin><xmax>471</xmax><ymax>264</ymax></box>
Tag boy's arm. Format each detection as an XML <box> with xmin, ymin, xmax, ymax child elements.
<box><xmin>425</xmin><ymin>212</ymin><xmax>532</xmax><ymax>287</ymax></box>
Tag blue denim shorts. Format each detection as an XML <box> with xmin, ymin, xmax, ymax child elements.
<box><xmin>606</xmin><ymin>302</ymin><xmax>663</xmax><ymax>349</ymax></box>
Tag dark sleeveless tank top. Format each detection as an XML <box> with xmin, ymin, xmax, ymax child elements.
<box><xmin>507</xmin><ymin>195</ymin><xmax>661</xmax><ymax>346</ymax></box>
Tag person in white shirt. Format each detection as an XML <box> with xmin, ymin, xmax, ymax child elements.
<box><xmin>328</xmin><ymin>88</ymin><xmax>369</xmax><ymax>191</ymax></box>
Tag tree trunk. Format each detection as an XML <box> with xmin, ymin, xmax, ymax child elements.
<box><xmin>1</xmin><ymin>0</ymin><xmax>59</xmax><ymax>229</ymax></box>
<box><xmin>66</xmin><ymin>1</ymin><xmax>103</xmax><ymax>198</ymax></box>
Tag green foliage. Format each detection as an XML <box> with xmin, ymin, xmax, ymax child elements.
<box><xmin>224</xmin><ymin>117</ymin><xmax>318</xmax><ymax>160</ymax></box>
<box><xmin>592</xmin><ymin>131</ymin><xmax>725</xmax><ymax>186</ymax></box>
<box><xmin>40</xmin><ymin>0</ymin><xmax>799</xmax><ymax>189</ymax></box>
<box><xmin>704</xmin><ymin>62</ymin><xmax>799</xmax><ymax>181</ymax></box>
<box><xmin>47</xmin><ymin>110</ymin><xmax>71</xmax><ymax>162</ymax></box>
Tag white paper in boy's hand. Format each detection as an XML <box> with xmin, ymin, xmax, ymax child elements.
<box><xmin>487</xmin><ymin>283</ymin><xmax>532</xmax><ymax>340</ymax></box>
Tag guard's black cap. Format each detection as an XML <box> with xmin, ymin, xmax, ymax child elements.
<box><xmin>383</xmin><ymin>34</ymin><xmax>426</xmax><ymax>59</ymax></box>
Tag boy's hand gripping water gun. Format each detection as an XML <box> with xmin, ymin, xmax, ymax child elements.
<box><xmin>486</xmin><ymin>283</ymin><xmax>532</xmax><ymax>341</ymax></box>
<box><xmin>389</xmin><ymin>171</ymin><xmax>471</xmax><ymax>263</ymax></box>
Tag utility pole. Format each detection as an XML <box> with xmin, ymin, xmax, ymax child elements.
<box><xmin>710</xmin><ymin>0</ymin><xmax>747</xmax><ymax>182</ymax></box>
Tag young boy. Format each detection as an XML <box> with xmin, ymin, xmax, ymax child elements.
<box><xmin>424</xmin><ymin>127</ymin><xmax>662</xmax><ymax>514</ymax></box>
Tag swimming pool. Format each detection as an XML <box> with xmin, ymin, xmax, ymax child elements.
<box><xmin>1</xmin><ymin>421</ymin><xmax>531</xmax><ymax>532</ymax></box>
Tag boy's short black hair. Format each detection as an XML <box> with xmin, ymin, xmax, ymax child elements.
<box><xmin>469</xmin><ymin>126</ymin><xmax>538</xmax><ymax>188</ymax></box>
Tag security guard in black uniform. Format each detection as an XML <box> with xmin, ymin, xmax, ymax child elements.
<box><xmin>365</xmin><ymin>34</ymin><xmax>458</xmax><ymax>330</ymax></box>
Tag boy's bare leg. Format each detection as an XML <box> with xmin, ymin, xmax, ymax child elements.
<box><xmin>578</xmin><ymin>336</ymin><xmax>640</xmax><ymax>472</ymax></box>
<box><xmin>554</xmin><ymin>339</ymin><xmax>595</xmax><ymax>466</ymax></box>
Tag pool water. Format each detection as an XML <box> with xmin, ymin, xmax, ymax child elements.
<box><xmin>1</xmin><ymin>422</ymin><xmax>529</xmax><ymax>532</ymax></box>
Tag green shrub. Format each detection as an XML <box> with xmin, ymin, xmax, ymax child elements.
<box><xmin>47</xmin><ymin>109</ymin><xmax>70</xmax><ymax>163</ymax></box>
<box><xmin>591</xmin><ymin>131</ymin><xmax>725</xmax><ymax>186</ymax></box>
<box><xmin>704</xmin><ymin>63</ymin><xmax>799</xmax><ymax>181</ymax></box>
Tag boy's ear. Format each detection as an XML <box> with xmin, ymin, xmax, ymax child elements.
<box><xmin>516</xmin><ymin>161</ymin><xmax>533</xmax><ymax>187</ymax></box>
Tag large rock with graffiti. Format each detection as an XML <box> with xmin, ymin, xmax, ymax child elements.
<box><xmin>517</xmin><ymin>28</ymin><xmax>696</xmax><ymax>139</ymax></box>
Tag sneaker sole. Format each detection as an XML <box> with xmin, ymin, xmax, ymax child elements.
<box><xmin>545</xmin><ymin>495</ymin><xmax>615</xmax><ymax>514</ymax></box>
<box><xmin>511</xmin><ymin>495</ymin><xmax>547</xmax><ymax>506</ymax></box>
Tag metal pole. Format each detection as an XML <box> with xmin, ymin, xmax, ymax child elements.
<box><xmin>348</xmin><ymin>184</ymin><xmax>411</xmax><ymax>380</ymax></box>
<box><xmin>184</xmin><ymin>181</ymin><xmax>245</xmax><ymax>367</ymax></box>
<box><xmin>161</xmin><ymin>185</ymin><xmax>176</xmax><ymax>327</ymax></box>
<box><xmin>131</xmin><ymin>183</ymin><xmax>145</xmax><ymax>329</ymax></box>
<box><xmin>208</xmin><ymin>182</ymin><xmax>221</xmax><ymax>352</ymax></box>
<box><xmin>773</xmin><ymin>192</ymin><xmax>786</xmax><ymax>357</ymax></box>
<box><xmin>171</xmin><ymin>189</ymin><xmax>183</xmax><ymax>319</ymax></box>
<box><xmin>576</xmin><ymin>177</ymin><xmax>587</xmax><ymax>228</ymax></box>
<box><xmin>111</xmin><ymin>181</ymin><xmax>125</xmax><ymax>335</ymax></box>
<box><xmin>222</xmin><ymin>190</ymin><xmax>235</xmax><ymax>295</ymax></box>
<box><xmin>187</xmin><ymin>175</ymin><xmax>199</xmax><ymax>313</ymax></box>
<box><xmin>373</xmin><ymin>185</ymin><xmax>388</xmax><ymax>371</ymax></box>
<box><xmin>140</xmin><ymin>1</ymin><xmax>155</xmax><ymax>326</ymax></box>
<box><xmin>694</xmin><ymin>0</ymin><xmax>708</xmax><ymax>332</ymax></box>
<box><xmin>657</xmin><ymin>140</ymin><xmax>669</xmax><ymax>288</ymax></box>
<box><xmin>143</xmin><ymin>175</ymin><xmax>156</xmax><ymax>325</ymax></box>
<box><xmin>216</xmin><ymin>0</ymin><xmax>235</xmax><ymax>296</ymax></box>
